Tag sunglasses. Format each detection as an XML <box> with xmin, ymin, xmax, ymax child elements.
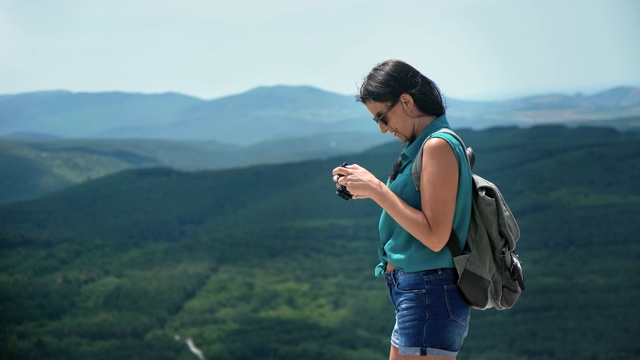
<box><xmin>372</xmin><ymin>99</ymin><xmax>399</xmax><ymax>126</ymax></box>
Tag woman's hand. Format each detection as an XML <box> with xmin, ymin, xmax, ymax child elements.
<box><xmin>332</xmin><ymin>164</ymin><xmax>384</xmax><ymax>200</ymax></box>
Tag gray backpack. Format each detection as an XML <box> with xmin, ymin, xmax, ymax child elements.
<box><xmin>412</xmin><ymin>129</ymin><xmax>525</xmax><ymax>310</ymax></box>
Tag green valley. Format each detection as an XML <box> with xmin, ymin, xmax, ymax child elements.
<box><xmin>0</xmin><ymin>125</ymin><xmax>638</xmax><ymax>359</ymax></box>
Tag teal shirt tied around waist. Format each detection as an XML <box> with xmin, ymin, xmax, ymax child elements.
<box><xmin>375</xmin><ymin>115</ymin><xmax>472</xmax><ymax>277</ymax></box>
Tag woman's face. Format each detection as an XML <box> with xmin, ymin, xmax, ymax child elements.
<box><xmin>365</xmin><ymin>100</ymin><xmax>411</xmax><ymax>142</ymax></box>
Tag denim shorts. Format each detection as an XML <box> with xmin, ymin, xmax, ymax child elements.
<box><xmin>384</xmin><ymin>268</ymin><xmax>471</xmax><ymax>357</ymax></box>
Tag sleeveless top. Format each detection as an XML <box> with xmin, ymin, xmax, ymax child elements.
<box><xmin>375</xmin><ymin>115</ymin><xmax>472</xmax><ymax>277</ymax></box>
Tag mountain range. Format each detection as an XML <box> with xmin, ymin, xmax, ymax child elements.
<box><xmin>2</xmin><ymin>83</ymin><xmax>640</xmax><ymax>359</ymax></box>
<box><xmin>2</xmin><ymin>85</ymin><xmax>639</xmax><ymax>145</ymax></box>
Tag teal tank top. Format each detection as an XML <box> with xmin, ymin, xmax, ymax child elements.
<box><xmin>375</xmin><ymin>115</ymin><xmax>472</xmax><ymax>277</ymax></box>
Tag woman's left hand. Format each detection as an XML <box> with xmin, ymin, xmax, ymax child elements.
<box><xmin>332</xmin><ymin>164</ymin><xmax>383</xmax><ymax>200</ymax></box>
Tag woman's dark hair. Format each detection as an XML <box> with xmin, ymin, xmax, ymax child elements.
<box><xmin>357</xmin><ymin>60</ymin><xmax>447</xmax><ymax>183</ymax></box>
<box><xmin>357</xmin><ymin>59</ymin><xmax>446</xmax><ymax>117</ymax></box>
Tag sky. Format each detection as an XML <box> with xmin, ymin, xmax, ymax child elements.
<box><xmin>1</xmin><ymin>0</ymin><xmax>639</xmax><ymax>101</ymax></box>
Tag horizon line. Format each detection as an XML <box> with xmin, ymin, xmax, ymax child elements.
<box><xmin>1</xmin><ymin>83</ymin><xmax>638</xmax><ymax>103</ymax></box>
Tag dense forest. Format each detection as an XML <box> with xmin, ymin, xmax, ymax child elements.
<box><xmin>1</xmin><ymin>125</ymin><xmax>639</xmax><ymax>359</ymax></box>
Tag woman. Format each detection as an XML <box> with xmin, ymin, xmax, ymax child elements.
<box><xmin>332</xmin><ymin>60</ymin><xmax>473</xmax><ymax>359</ymax></box>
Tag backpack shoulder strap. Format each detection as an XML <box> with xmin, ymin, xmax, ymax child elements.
<box><xmin>438</xmin><ymin>129</ymin><xmax>475</xmax><ymax>170</ymax></box>
<box><xmin>411</xmin><ymin>128</ymin><xmax>471</xmax><ymax>191</ymax></box>
<box><xmin>410</xmin><ymin>129</ymin><xmax>477</xmax><ymax>260</ymax></box>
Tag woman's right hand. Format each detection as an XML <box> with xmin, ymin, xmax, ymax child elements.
<box><xmin>332</xmin><ymin>164</ymin><xmax>384</xmax><ymax>200</ymax></box>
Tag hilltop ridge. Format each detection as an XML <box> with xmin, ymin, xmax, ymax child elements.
<box><xmin>2</xmin><ymin>85</ymin><xmax>638</xmax><ymax>144</ymax></box>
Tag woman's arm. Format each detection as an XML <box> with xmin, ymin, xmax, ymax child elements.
<box><xmin>333</xmin><ymin>137</ymin><xmax>458</xmax><ymax>252</ymax></box>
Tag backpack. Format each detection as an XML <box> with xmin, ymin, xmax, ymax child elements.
<box><xmin>412</xmin><ymin>129</ymin><xmax>525</xmax><ymax>310</ymax></box>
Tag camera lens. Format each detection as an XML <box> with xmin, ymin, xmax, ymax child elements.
<box><xmin>336</xmin><ymin>185</ymin><xmax>352</xmax><ymax>200</ymax></box>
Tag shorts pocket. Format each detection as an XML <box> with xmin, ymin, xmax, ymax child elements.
<box><xmin>445</xmin><ymin>285</ymin><xmax>471</xmax><ymax>325</ymax></box>
<box><xmin>393</xmin><ymin>272</ymin><xmax>427</xmax><ymax>294</ymax></box>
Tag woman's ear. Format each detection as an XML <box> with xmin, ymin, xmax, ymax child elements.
<box><xmin>400</xmin><ymin>93</ymin><xmax>414</xmax><ymax>112</ymax></box>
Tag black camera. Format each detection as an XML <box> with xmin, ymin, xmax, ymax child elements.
<box><xmin>336</xmin><ymin>162</ymin><xmax>352</xmax><ymax>201</ymax></box>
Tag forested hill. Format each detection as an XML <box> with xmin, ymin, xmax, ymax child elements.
<box><xmin>1</xmin><ymin>125</ymin><xmax>639</xmax><ymax>359</ymax></box>
<box><xmin>0</xmin><ymin>131</ymin><xmax>391</xmax><ymax>204</ymax></box>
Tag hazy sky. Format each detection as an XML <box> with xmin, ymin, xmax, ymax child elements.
<box><xmin>1</xmin><ymin>0</ymin><xmax>639</xmax><ymax>100</ymax></box>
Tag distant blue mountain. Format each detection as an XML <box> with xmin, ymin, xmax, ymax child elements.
<box><xmin>149</xmin><ymin>86</ymin><xmax>367</xmax><ymax>144</ymax></box>
<box><xmin>0</xmin><ymin>90</ymin><xmax>200</xmax><ymax>138</ymax></box>
<box><xmin>1</xmin><ymin>85</ymin><xmax>638</xmax><ymax>145</ymax></box>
